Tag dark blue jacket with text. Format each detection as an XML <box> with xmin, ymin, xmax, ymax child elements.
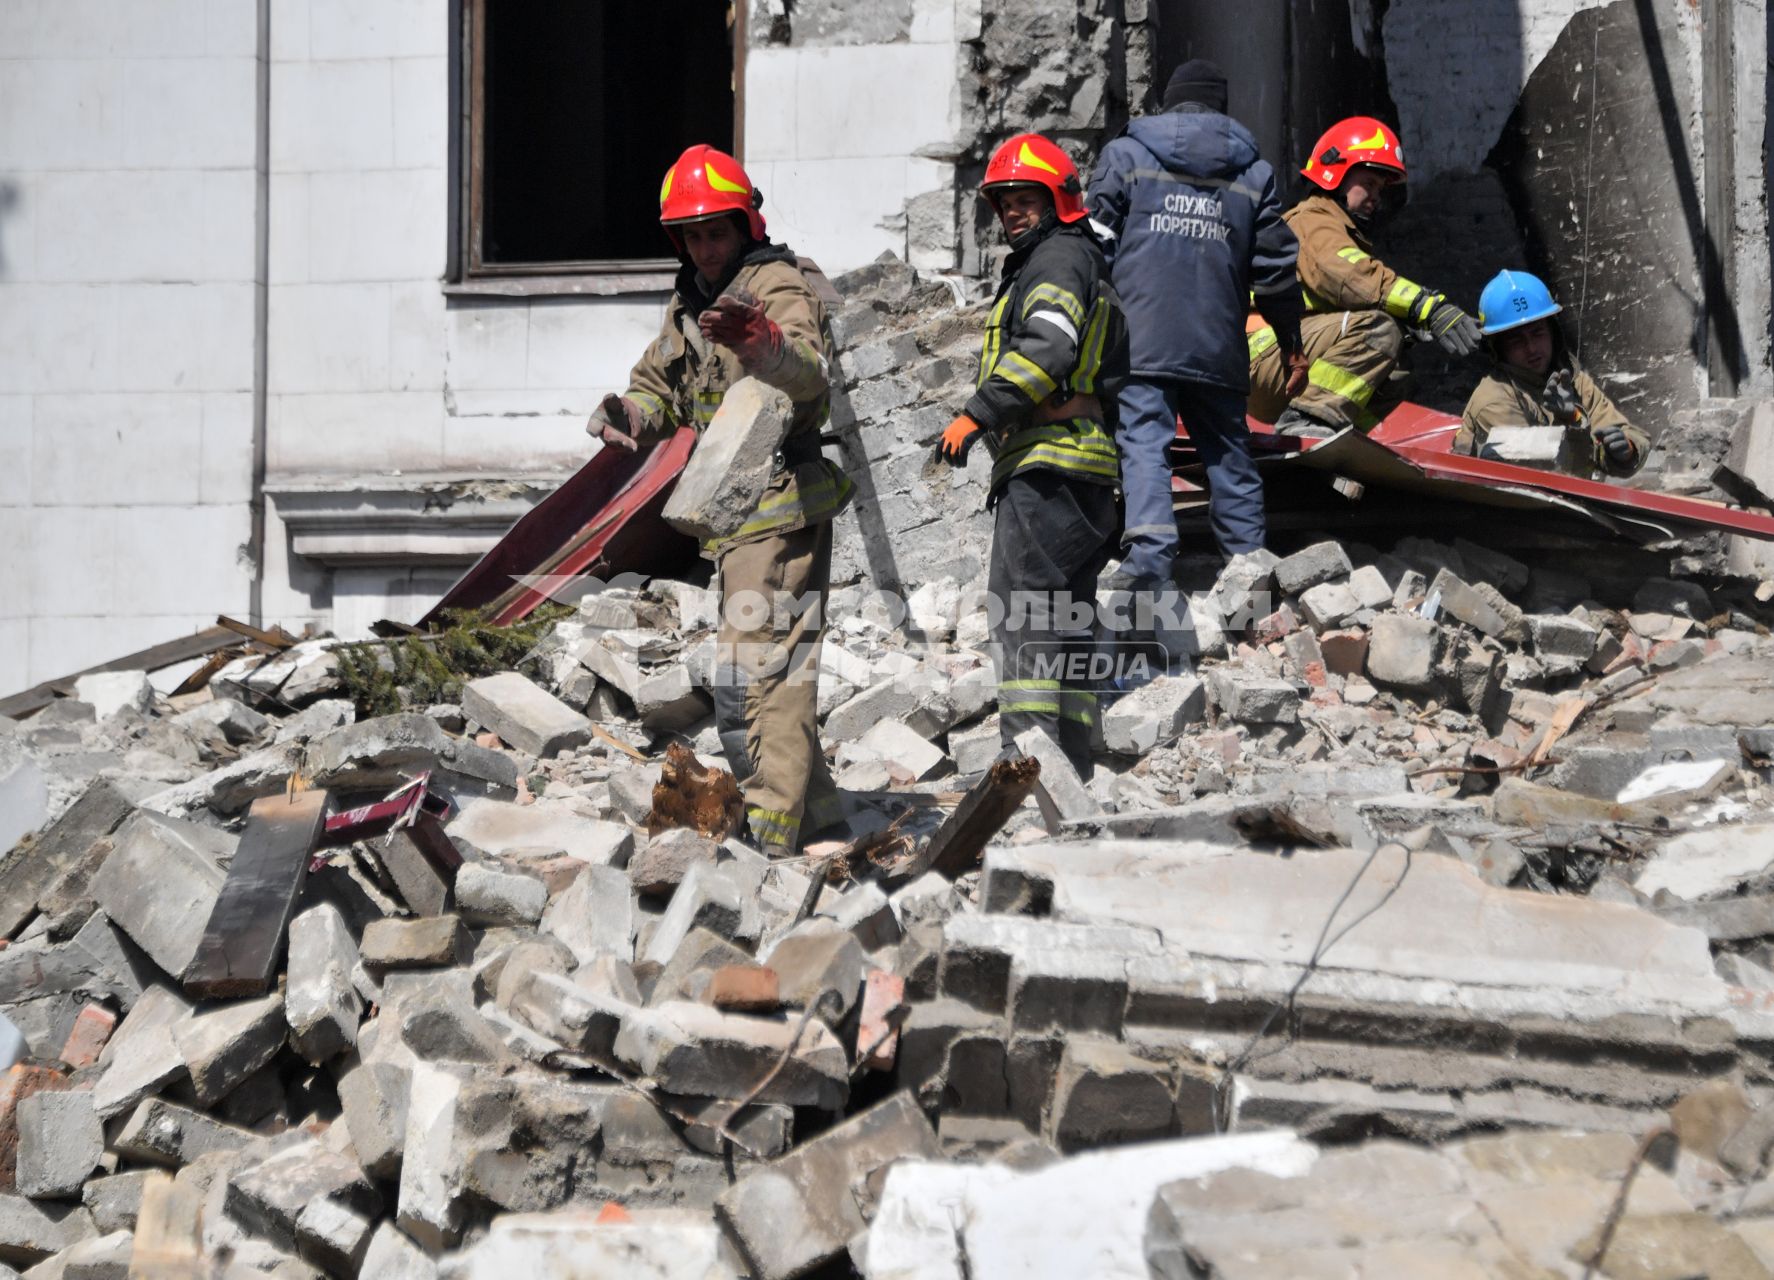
<box><xmin>1087</xmin><ymin>105</ymin><xmax>1301</xmax><ymax>391</ymax></box>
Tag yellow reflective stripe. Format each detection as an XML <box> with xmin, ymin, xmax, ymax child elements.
<box><xmin>707</xmin><ymin>469</ymin><xmax>856</xmax><ymax>548</ymax></box>
<box><xmin>1248</xmin><ymin>327</ymin><xmax>1279</xmax><ymax>361</ymax></box>
<box><xmin>1302</xmin><ymin>287</ymin><xmax>1334</xmax><ymax>313</ymax></box>
<box><xmin>747</xmin><ymin>806</ymin><xmax>799</xmax><ymax>845</ymax></box>
<box><xmin>998</xmin><ymin>351</ymin><xmax>1058</xmax><ymax>402</ymax></box>
<box><xmin>1308</xmin><ymin>358</ymin><xmax>1378</xmax><ymax>407</ymax></box>
<box><xmin>978</xmin><ymin>295</ymin><xmax>1011</xmax><ymax>386</ymax></box>
<box><xmin>1022</xmin><ymin>282</ymin><xmax>1086</xmax><ymax>327</ymax></box>
<box><xmin>1002</xmin><ymin>700</ymin><xmax>1062</xmax><ymax>714</ymax></box>
<box><xmin>1072</xmin><ymin>298</ymin><xmax>1111</xmax><ymax>395</ymax></box>
<box><xmin>992</xmin><ymin>442</ymin><xmax>1121</xmax><ymax>489</ymax></box>
<box><xmin>629</xmin><ymin>391</ymin><xmax>666</xmax><ymax>415</ymax></box>
<box><xmin>1336</xmin><ymin>246</ymin><xmax>1371</xmax><ymax>264</ymax></box>
<box><xmin>1384</xmin><ymin>276</ymin><xmax>1426</xmax><ymax>321</ymax></box>
<box><xmin>1001</xmin><ymin>679</ymin><xmax>1061</xmax><ymax>691</ymax></box>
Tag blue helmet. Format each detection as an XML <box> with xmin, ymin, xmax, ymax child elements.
<box><xmin>1478</xmin><ymin>270</ymin><xmax>1561</xmax><ymax>336</ymax></box>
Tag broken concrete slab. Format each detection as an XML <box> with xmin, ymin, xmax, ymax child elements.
<box><xmin>0</xmin><ymin>1193</ymin><xmax>94</xmax><ymax>1268</ymax></box>
<box><xmin>506</xmin><ymin>971</ymin><xmax>630</xmax><ymax>1058</ymax></box>
<box><xmin>360</xmin><ymin>916</ymin><xmax>470</xmax><ymax>975</ymax></box>
<box><xmin>539</xmin><ymin>863</ymin><xmax>634</xmax><ymax>966</ymax></box>
<box><xmin>613</xmin><ymin>1001</ymin><xmax>848</xmax><ymax>1109</ymax></box>
<box><xmin>639</xmin><ymin>862</ymin><xmax>756</xmax><ymax>970</ymax></box>
<box><xmin>717</xmin><ymin>1092</ymin><xmax>939</xmax><ymax>1280</ymax></box>
<box><xmin>15</xmin><ymin>1091</ymin><xmax>101</xmax><ymax>1200</ymax></box>
<box><xmin>172</xmin><ymin>991</ymin><xmax>286</xmax><ymax>1106</ymax></box>
<box><xmin>1366</xmin><ymin>613</ymin><xmax>1443</xmax><ymax>692</ymax></box>
<box><xmin>460</xmin><ymin>673</ymin><xmax>591</xmax><ymax>759</ymax></box>
<box><xmin>1013</xmin><ymin>729</ymin><xmax>1099</xmax><ymax>825</ymax></box>
<box><xmin>1636</xmin><ymin>825</ymin><xmax>1774</xmax><ymax>901</ymax></box>
<box><xmin>285</xmin><ymin>903</ymin><xmax>363</xmax><ymax>1065</ymax></box>
<box><xmin>224</xmin><ymin>1137</ymin><xmax>379</xmax><ymax>1258</ymax></box>
<box><xmin>627</xmin><ymin>829</ymin><xmax>720</xmax><ymax>896</ymax></box>
<box><xmin>453</xmin><ymin>862</ymin><xmax>546</xmax><ymax>928</ymax></box>
<box><xmin>438</xmin><ymin>1211</ymin><xmax>738</xmax><ymax>1278</ymax></box>
<box><xmin>88</xmin><ymin>810</ymin><xmax>231</xmax><ymax>980</ymax></box>
<box><xmin>448</xmin><ymin>799</ymin><xmax>634</xmax><ymax>869</ymax></box>
<box><xmin>72</xmin><ymin>671</ymin><xmax>152</xmax><ymax>722</ymax></box>
<box><xmin>0</xmin><ymin>779</ymin><xmax>139</xmax><ymax>940</ymax></box>
<box><xmin>1046</xmin><ymin>1036</ymin><xmax>1178</xmax><ymax>1152</ymax></box>
<box><xmin>1102</xmin><ymin>676</ymin><xmax>1205</xmax><ymax>756</ymax></box>
<box><xmin>1274</xmin><ymin>542</ymin><xmax>1352</xmax><ymax>596</ymax></box>
<box><xmin>111</xmin><ymin>1098</ymin><xmax>252</xmax><ymax>1168</ymax></box>
<box><xmin>306</xmin><ymin>713</ymin><xmax>518</xmax><ymax>796</ymax></box>
<box><xmin>762</xmin><ymin>919</ymin><xmax>867</xmax><ymax>1019</ymax></box>
<box><xmin>664</xmin><ymin>377</ymin><xmax>796</xmax><ymax>540</ymax></box>
<box><xmin>91</xmin><ymin>985</ymin><xmax>191</xmax><ymax>1121</ymax></box>
<box><xmin>862</xmin><ymin>1131</ymin><xmax>1315</xmax><ymax>1279</ymax></box>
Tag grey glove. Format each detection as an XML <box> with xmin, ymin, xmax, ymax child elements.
<box><xmin>1423</xmin><ymin>296</ymin><xmax>1482</xmax><ymax>357</ymax></box>
<box><xmin>1540</xmin><ymin>369</ymin><xmax>1583</xmax><ymax>426</ymax></box>
<box><xmin>1595</xmin><ymin>425</ymin><xmax>1637</xmax><ymax>468</ymax></box>
<box><xmin>589</xmin><ymin>393</ymin><xmax>641</xmax><ymax>451</ymax></box>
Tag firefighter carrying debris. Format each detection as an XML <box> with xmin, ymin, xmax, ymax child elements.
<box><xmin>934</xmin><ymin>133</ymin><xmax>1130</xmax><ymax>778</ymax></box>
<box><xmin>1248</xmin><ymin>116</ymin><xmax>1483</xmax><ymax>437</ymax></box>
<box><xmin>587</xmin><ymin>145</ymin><xmax>851</xmax><ymax>857</ymax></box>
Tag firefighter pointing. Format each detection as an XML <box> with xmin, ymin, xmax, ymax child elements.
<box><xmin>589</xmin><ymin>145</ymin><xmax>851</xmax><ymax>858</ymax></box>
<box><xmin>1248</xmin><ymin>116</ymin><xmax>1483</xmax><ymax>437</ymax></box>
<box><xmin>936</xmin><ymin>134</ymin><xmax>1130</xmax><ymax>779</ymax></box>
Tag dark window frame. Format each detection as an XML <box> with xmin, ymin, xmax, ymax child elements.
<box><xmin>450</xmin><ymin>0</ymin><xmax>746</xmax><ymax>284</ymax></box>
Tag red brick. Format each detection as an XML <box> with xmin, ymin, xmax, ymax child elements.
<box><xmin>1252</xmin><ymin>605</ymin><xmax>1298</xmax><ymax>645</ymax></box>
<box><xmin>858</xmin><ymin>969</ymin><xmax>906</xmax><ymax>1072</ymax></box>
<box><xmin>58</xmin><ymin>1005</ymin><xmax>116</xmax><ymax>1070</ymax></box>
<box><xmin>707</xmin><ymin>964</ymin><xmax>779</xmax><ymax>1013</ymax></box>
<box><xmin>1318</xmin><ymin>628</ymin><xmax>1369</xmax><ymax>676</ymax></box>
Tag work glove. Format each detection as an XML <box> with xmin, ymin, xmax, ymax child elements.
<box><xmin>933</xmin><ymin>415</ymin><xmax>984</xmax><ymax>466</ymax></box>
<box><xmin>1422</xmin><ymin>296</ymin><xmax>1482</xmax><ymax>357</ymax></box>
<box><xmin>589</xmin><ymin>393</ymin><xmax>642</xmax><ymax>452</ymax></box>
<box><xmin>1541</xmin><ymin>369</ymin><xmax>1584</xmax><ymax>426</ymax></box>
<box><xmin>1282</xmin><ymin>348</ymin><xmax>1310</xmax><ymax>400</ymax></box>
<box><xmin>1595</xmin><ymin>425</ymin><xmax>1638</xmax><ymax>469</ymax></box>
<box><xmin>699</xmin><ymin>290</ymin><xmax>783</xmax><ymax>373</ymax></box>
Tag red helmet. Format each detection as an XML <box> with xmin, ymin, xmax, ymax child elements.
<box><xmin>1301</xmin><ymin>117</ymin><xmax>1406</xmax><ymax>192</ymax></box>
<box><xmin>659</xmin><ymin>144</ymin><xmax>766</xmax><ymax>244</ymax></box>
<box><xmin>981</xmin><ymin>133</ymin><xmax>1087</xmax><ymax>224</ymax></box>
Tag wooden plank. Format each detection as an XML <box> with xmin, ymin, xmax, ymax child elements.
<box><xmin>216</xmin><ymin>615</ymin><xmax>297</xmax><ymax>649</ymax></box>
<box><xmin>183</xmin><ymin>789</ymin><xmax>330</xmax><ymax>1000</ymax></box>
<box><xmin>128</xmin><ymin>1171</ymin><xmax>204</xmax><ymax>1279</ymax></box>
<box><xmin>896</xmin><ymin>754</ymin><xmax>1042</xmax><ymax>882</ymax></box>
<box><xmin>0</xmin><ymin>625</ymin><xmax>242</xmax><ymax>720</ymax></box>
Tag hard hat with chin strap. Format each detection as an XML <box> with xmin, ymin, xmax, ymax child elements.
<box><xmin>1478</xmin><ymin>269</ymin><xmax>1562</xmax><ymax>336</ymax></box>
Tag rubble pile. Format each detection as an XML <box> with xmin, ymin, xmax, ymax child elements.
<box><xmin>7</xmin><ymin>265</ymin><xmax>1774</xmax><ymax>1276</ymax></box>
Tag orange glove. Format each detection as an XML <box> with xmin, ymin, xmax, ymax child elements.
<box><xmin>1283</xmin><ymin>349</ymin><xmax>1310</xmax><ymax>400</ymax></box>
<box><xmin>934</xmin><ymin>414</ymin><xmax>984</xmax><ymax>465</ymax></box>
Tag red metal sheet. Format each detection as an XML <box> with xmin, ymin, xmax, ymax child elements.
<box><xmin>420</xmin><ymin>428</ymin><xmax>699</xmax><ymax>629</ymax></box>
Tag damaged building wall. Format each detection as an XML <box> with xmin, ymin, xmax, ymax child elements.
<box><xmin>0</xmin><ymin>2</ymin><xmax>262</xmax><ymax>695</ymax></box>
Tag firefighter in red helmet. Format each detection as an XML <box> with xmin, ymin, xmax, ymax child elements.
<box><xmin>936</xmin><ymin>133</ymin><xmax>1130</xmax><ymax>778</ymax></box>
<box><xmin>589</xmin><ymin>144</ymin><xmax>851</xmax><ymax>858</ymax></box>
<box><xmin>1247</xmin><ymin>116</ymin><xmax>1483</xmax><ymax>436</ymax></box>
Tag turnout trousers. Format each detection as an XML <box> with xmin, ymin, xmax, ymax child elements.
<box><xmin>1247</xmin><ymin>310</ymin><xmax>1405</xmax><ymax>430</ymax></box>
<box><xmin>1117</xmin><ymin>378</ymin><xmax>1263</xmax><ymax>564</ymax></box>
<box><xmin>713</xmin><ymin>521</ymin><xmax>842</xmax><ymax>855</ymax></box>
<box><xmin>988</xmin><ymin>471</ymin><xmax>1119</xmax><ymax>779</ymax></box>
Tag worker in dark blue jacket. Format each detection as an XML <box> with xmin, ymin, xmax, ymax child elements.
<box><xmin>1087</xmin><ymin>61</ymin><xmax>1307</xmax><ymax>582</ymax></box>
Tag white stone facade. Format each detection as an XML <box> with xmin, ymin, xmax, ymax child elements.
<box><xmin>0</xmin><ymin>0</ymin><xmax>969</xmax><ymax>695</ymax></box>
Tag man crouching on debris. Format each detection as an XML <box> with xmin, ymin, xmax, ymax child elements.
<box><xmin>587</xmin><ymin>145</ymin><xmax>851</xmax><ymax>857</ymax></box>
<box><xmin>1454</xmin><ymin>269</ymin><xmax>1649</xmax><ymax>478</ymax></box>
<box><xmin>1248</xmin><ymin>117</ymin><xmax>1483</xmax><ymax>437</ymax></box>
<box><xmin>935</xmin><ymin>133</ymin><xmax>1129</xmax><ymax>779</ymax></box>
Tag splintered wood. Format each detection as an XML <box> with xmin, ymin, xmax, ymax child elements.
<box><xmin>897</xmin><ymin>754</ymin><xmax>1042</xmax><ymax>882</ymax></box>
<box><xmin>647</xmin><ymin>742</ymin><xmax>744</xmax><ymax>839</ymax></box>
